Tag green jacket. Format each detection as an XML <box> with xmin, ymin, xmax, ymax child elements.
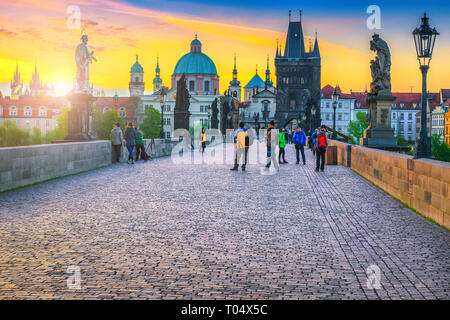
<box><xmin>136</xmin><ymin>131</ymin><xmax>144</xmax><ymax>146</ymax></box>
<box><xmin>279</xmin><ymin>131</ymin><xmax>286</xmax><ymax>148</ymax></box>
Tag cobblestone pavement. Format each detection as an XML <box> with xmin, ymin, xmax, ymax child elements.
<box><xmin>0</xmin><ymin>144</ymin><xmax>448</xmax><ymax>300</ymax></box>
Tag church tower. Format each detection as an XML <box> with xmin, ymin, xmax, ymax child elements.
<box><xmin>153</xmin><ymin>56</ymin><xmax>163</xmax><ymax>92</ymax></box>
<box><xmin>10</xmin><ymin>62</ymin><xmax>23</xmax><ymax>97</ymax></box>
<box><xmin>129</xmin><ymin>55</ymin><xmax>145</xmax><ymax>96</ymax></box>
<box><xmin>30</xmin><ymin>63</ymin><xmax>41</xmax><ymax>96</ymax></box>
<box><xmin>265</xmin><ymin>55</ymin><xmax>274</xmax><ymax>92</ymax></box>
<box><xmin>274</xmin><ymin>10</ymin><xmax>321</xmax><ymax>130</ymax></box>
<box><xmin>228</xmin><ymin>54</ymin><xmax>241</xmax><ymax>101</ymax></box>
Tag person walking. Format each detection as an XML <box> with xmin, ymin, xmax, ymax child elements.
<box><xmin>135</xmin><ymin>127</ymin><xmax>146</xmax><ymax>161</ymax></box>
<box><xmin>201</xmin><ymin>127</ymin><xmax>206</xmax><ymax>153</ymax></box>
<box><xmin>278</xmin><ymin>127</ymin><xmax>288</xmax><ymax>164</ymax></box>
<box><xmin>264</xmin><ymin>120</ymin><xmax>279</xmax><ymax>172</ymax></box>
<box><xmin>124</xmin><ymin>122</ymin><xmax>137</xmax><ymax>164</ymax></box>
<box><xmin>311</xmin><ymin>128</ymin><xmax>319</xmax><ymax>156</ymax></box>
<box><xmin>315</xmin><ymin>126</ymin><xmax>328</xmax><ymax>172</ymax></box>
<box><xmin>293</xmin><ymin>126</ymin><xmax>307</xmax><ymax>165</ymax></box>
<box><xmin>110</xmin><ymin>122</ymin><xmax>123</xmax><ymax>163</ymax></box>
<box><xmin>230</xmin><ymin>122</ymin><xmax>249</xmax><ymax>171</ymax></box>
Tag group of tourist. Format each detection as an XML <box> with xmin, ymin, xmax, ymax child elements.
<box><xmin>230</xmin><ymin>121</ymin><xmax>329</xmax><ymax>172</ymax></box>
<box><xmin>110</xmin><ymin>122</ymin><xmax>149</xmax><ymax>165</ymax></box>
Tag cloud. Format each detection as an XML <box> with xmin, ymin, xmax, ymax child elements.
<box><xmin>0</xmin><ymin>28</ymin><xmax>17</xmax><ymax>37</ymax></box>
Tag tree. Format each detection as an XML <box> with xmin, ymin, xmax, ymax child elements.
<box><xmin>431</xmin><ymin>134</ymin><xmax>450</xmax><ymax>162</ymax></box>
<box><xmin>140</xmin><ymin>107</ymin><xmax>161</xmax><ymax>139</ymax></box>
<box><xmin>0</xmin><ymin>120</ymin><xmax>31</xmax><ymax>147</ymax></box>
<box><xmin>31</xmin><ymin>127</ymin><xmax>43</xmax><ymax>145</ymax></box>
<box><xmin>92</xmin><ymin>107</ymin><xmax>125</xmax><ymax>140</ymax></box>
<box><xmin>348</xmin><ymin>112</ymin><xmax>368</xmax><ymax>144</ymax></box>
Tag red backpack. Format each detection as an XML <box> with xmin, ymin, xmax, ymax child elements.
<box><xmin>317</xmin><ymin>132</ymin><xmax>327</xmax><ymax>147</ymax></box>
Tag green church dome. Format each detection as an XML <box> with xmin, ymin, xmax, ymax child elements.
<box><xmin>173</xmin><ymin>36</ymin><xmax>217</xmax><ymax>76</ymax></box>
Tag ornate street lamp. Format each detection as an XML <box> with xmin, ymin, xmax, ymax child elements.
<box><xmin>331</xmin><ymin>86</ymin><xmax>340</xmax><ymax>139</ymax></box>
<box><xmin>159</xmin><ymin>88</ymin><xmax>167</xmax><ymax>139</ymax></box>
<box><xmin>207</xmin><ymin>105</ymin><xmax>212</xmax><ymax>129</ymax></box>
<box><xmin>413</xmin><ymin>12</ymin><xmax>439</xmax><ymax>158</ymax></box>
<box><xmin>310</xmin><ymin>107</ymin><xmax>316</xmax><ymax>132</ymax></box>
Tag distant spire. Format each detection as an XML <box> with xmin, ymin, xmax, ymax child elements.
<box><xmin>276</xmin><ymin>39</ymin><xmax>279</xmax><ymax>57</ymax></box>
<box><xmin>300</xmin><ymin>10</ymin><xmax>302</xmax><ymax>21</ymax></box>
<box><xmin>289</xmin><ymin>10</ymin><xmax>291</xmax><ymax>22</ymax></box>
<box><xmin>195</xmin><ymin>33</ymin><xmax>198</xmax><ymax>40</ymax></box>
<box><xmin>136</xmin><ymin>54</ymin><xmax>139</xmax><ymax>62</ymax></box>
<box><xmin>234</xmin><ymin>53</ymin><xmax>237</xmax><ymax>69</ymax></box>
<box><xmin>312</xmin><ymin>31</ymin><xmax>320</xmax><ymax>57</ymax></box>
<box><xmin>256</xmin><ymin>64</ymin><xmax>258</xmax><ymax>74</ymax></box>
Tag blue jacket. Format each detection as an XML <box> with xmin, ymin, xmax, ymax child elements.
<box><xmin>293</xmin><ymin>131</ymin><xmax>306</xmax><ymax>145</ymax></box>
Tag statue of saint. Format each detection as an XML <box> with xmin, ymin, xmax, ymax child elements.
<box><xmin>369</xmin><ymin>34</ymin><xmax>392</xmax><ymax>96</ymax></box>
<box><xmin>75</xmin><ymin>34</ymin><xmax>97</xmax><ymax>93</ymax></box>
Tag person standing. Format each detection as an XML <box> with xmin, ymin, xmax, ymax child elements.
<box><xmin>124</xmin><ymin>122</ymin><xmax>137</xmax><ymax>164</ymax></box>
<box><xmin>110</xmin><ymin>122</ymin><xmax>123</xmax><ymax>163</ymax></box>
<box><xmin>264</xmin><ymin>120</ymin><xmax>279</xmax><ymax>171</ymax></box>
<box><xmin>311</xmin><ymin>128</ymin><xmax>319</xmax><ymax>156</ymax></box>
<box><xmin>293</xmin><ymin>126</ymin><xmax>306</xmax><ymax>165</ymax></box>
<box><xmin>230</xmin><ymin>122</ymin><xmax>249</xmax><ymax>171</ymax></box>
<box><xmin>201</xmin><ymin>127</ymin><xmax>206</xmax><ymax>153</ymax></box>
<box><xmin>135</xmin><ymin>127</ymin><xmax>145</xmax><ymax>161</ymax></box>
<box><xmin>315</xmin><ymin>126</ymin><xmax>328</xmax><ymax>172</ymax></box>
<box><xmin>278</xmin><ymin>127</ymin><xmax>288</xmax><ymax>164</ymax></box>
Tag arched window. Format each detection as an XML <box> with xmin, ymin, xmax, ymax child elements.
<box><xmin>24</xmin><ymin>106</ymin><xmax>32</xmax><ymax>117</ymax></box>
<box><xmin>233</xmin><ymin>91</ymin><xmax>237</xmax><ymax>98</ymax></box>
<box><xmin>38</xmin><ymin>106</ymin><xmax>47</xmax><ymax>117</ymax></box>
<box><xmin>119</xmin><ymin>107</ymin><xmax>126</xmax><ymax>118</ymax></box>
<box><xmin>9</xmin><ymin>106</ymin><xmax>18</xmax><ymax>116</ymax></box>
<box><xmin>135</xmin><ymin>77</ymin><xmax>139</xmax><ymax>83</ymax></box>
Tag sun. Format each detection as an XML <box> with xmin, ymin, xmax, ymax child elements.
<box><xmin>53</xmin><ymin>82</ymin><xmax>72</xmax><ymax>97</ymax></box>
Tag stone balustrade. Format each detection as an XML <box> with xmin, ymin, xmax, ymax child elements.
<box><xmin>0</xmin><ymin>139</ymin><xmax>177</xmax><ymax>193</ymax></box>
<box><xmin>328</xmin><ymin>140</ymin><xmax>449</xmax><ymax>229</ymax></box>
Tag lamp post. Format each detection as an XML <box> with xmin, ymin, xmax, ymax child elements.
<box><xmin>331</xmin><ymin>86</ymin><xmax>340</xmax><ymax>139</ymax></box>
<box><xmin>207</xmin><ymin>105</ymin><xmax>211</xmax><ymax>129</ymax></box>
<box><xmin>413</xmin><ymin>12</ymin><xmax>439</xmax><ymax>159</ymax></box>
<box><xmin>159</xmin><ymin>88</ymin><xmax>166</xmax><ymax>139</ymax></box>
<box><xmin>310</xmin><ymin>107</ymin><xmax>316</xmax><ymax>132</ymax></box>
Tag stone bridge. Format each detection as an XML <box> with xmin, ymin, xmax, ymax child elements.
<box><xmin>0</xmin><ymin>141</ymin><xmax>448</xmax><ymax>299</ymax></box>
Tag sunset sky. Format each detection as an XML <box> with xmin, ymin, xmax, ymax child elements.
<box><xmin>0</xmin><ymin>0</ymin><xmax>449</xmax><ymax>96</ymax></box>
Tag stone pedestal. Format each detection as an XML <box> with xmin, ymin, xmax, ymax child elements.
<box><xmin>360</xmin><ymin>95</ymin><xmax>398</xmax><ymax>148</ymax></box>
<box><xmin>174</xmin><ymin>111</ymin><xmax>191</xmax><ymax>131</ymax></box>
<box><xmin>66</xmin><ymin>93</ymin><xmax>97</xmax><ymax>141</ymax></box>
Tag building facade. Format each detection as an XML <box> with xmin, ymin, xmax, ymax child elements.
<box><xmin>137</xmin><ymin>36</ymin><xmax>219</xmax><ymax>137</ymax></box>
<box><xmin>0</xmin><ymin>95</ymin><xmax>65</xmax><ymax>135</ymax></box>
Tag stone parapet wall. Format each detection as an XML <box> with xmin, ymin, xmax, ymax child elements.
<box><xmin>0</xmin><ymin>139</ymin><xmax>177</xmax><ymax>192</ymax></box>
<box><xmin>328</xmin><ymin>140</ymin><xmax>352</xmax><ymax>167</ymax></box>
<box><xmin>328</xmin><ymin>140</ymin><xmax>449</xmax><ymax>229</ymax></box>
<box><xmin>0</xmin><ymin>141</ymin><xmax>111</xmax><ymax>192</ymax></box>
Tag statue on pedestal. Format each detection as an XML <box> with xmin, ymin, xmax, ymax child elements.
<box><xmin>174</xmin><ymin>75</ymin><xmax>191</xmax><ymax>131</ymax></box>
<box><xmin>210</xmin><ymin>97</ymin><xmax>219</xmax><ymax>129</ymax></box>
<box><xmin>361</xmin><ymin>34</ymin><xmax>398</xmax><ymax>149</ymax></box>
<box><xmin>65</xmin><ymin>33</ymin><xmax>97</xmax><ymax>141</ymax></box>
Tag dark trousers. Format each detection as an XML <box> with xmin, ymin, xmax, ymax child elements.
<box><xmin>316</xmin><ymin>146</ymin><xmax>327</xmax><ymax>170</ymax></box>
<box><xmin>127</xmin><ymin>145</ymin><xmax>135</xmax><ymax>161</ymax></box>
<box><xmin>135</xmin><ymin>144</ymin><xmax>145</xmax><ymax>161</ymax></box>
<box><xmin>202</xmin><ymin>141</ymin><xmax>206</xmax><ymax>153</ymax></box>
<box><xmin>234</xmin><ymin>148</ymin><xmax>248</xmax><ymax>168</ymax></box>
<box><xmin>279</xmin><ymin>147</ymin><xmax>286</xmax><ymax>163</ymax></box>
<box><xmin>296</xmin><ymin>144</ymin><xmax>306</xmax><ymax>163</ymax></box>
<box><xmin>112</xmin><ymin>144</ymin><xmax>121</xmax><ymax>163</ymax></box>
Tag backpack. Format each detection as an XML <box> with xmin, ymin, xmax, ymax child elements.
<box><xmin>317</xmin><ymin>132</ymin><xmax>327</xmax><ymax>148</ymax></box>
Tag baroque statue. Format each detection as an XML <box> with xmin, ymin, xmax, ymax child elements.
<box><xmin>75</xmin><ymin>34</ymin><xmax>97</xmax><ymax>93</ymax></box>
<box><xmin>369</xmin><ymin>34</ymin><xmax>391</xmax><ymax>96</ymax></box>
